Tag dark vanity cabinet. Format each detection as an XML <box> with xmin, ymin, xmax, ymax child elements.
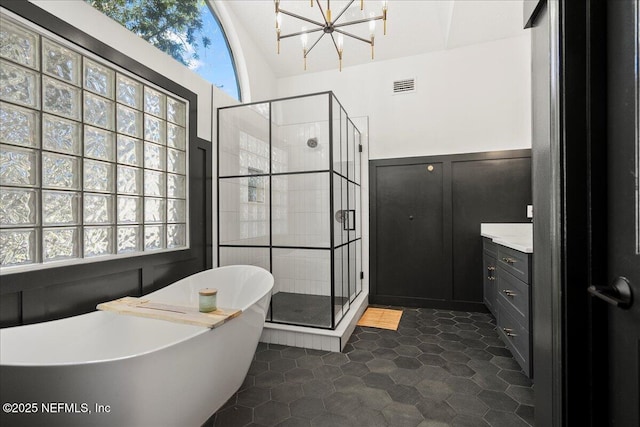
<box><xmin>483</xmin><ymin>238</ymin><xmax>533</xmax><ymax>377</ymax></box>
<box><xmin>483</xmin><ymin>238</ymin><xmax>498</xmax><ymax>315</ymax></box>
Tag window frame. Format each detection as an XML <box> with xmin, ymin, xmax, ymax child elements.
<box><xmin>0</xmin><ymin>8</ymin><xmax>191</xmax><ymax>275</ymax></box>
<box><xmin>204</xmin><ymin>2</ymin><xmax>242</xmax><ymax>101</ymax></box>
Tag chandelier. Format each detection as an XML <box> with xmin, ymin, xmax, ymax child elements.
<box><xmin>275</xmin><ymin>0</ymin><xmax>389</xmax><ymax>71</ymax></box>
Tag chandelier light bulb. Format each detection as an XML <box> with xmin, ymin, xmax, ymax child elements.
<box><xmin>301</xmin><ymin>29</ymin><xmax>308</xmax><ymax>49</ymax></box>
<box><xmin>276</xmin><ymin>11</ymin><xmax>282</xmax><ymax>29</ymax></box>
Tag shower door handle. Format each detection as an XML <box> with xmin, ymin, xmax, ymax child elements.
<box><xmin>343</xmin><ymin>210</ymin><xmax>356</xmax><ymax>231</ymax></box>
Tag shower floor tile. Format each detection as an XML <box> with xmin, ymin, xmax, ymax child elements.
<box><xmin>208</xmin><ymin>306</ymin><xmax>534</xmax><ymax>427</ymax></box>
<box><xmin>269</xmin><ymin>292</ymin><xmax>348</xmax><ymax>328</ymax></box>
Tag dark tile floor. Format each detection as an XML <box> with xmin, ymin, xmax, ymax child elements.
<box><xmin>210</xmin><ymin>307</ymin><xmax>534</xmax><ymax>427</ymax></box>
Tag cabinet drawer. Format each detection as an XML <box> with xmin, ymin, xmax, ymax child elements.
<box><xmin>496</xmin><ymin>267</ymin><xmax>529</xmax><ymax>327</ymax></box>
<box><xmin>497</xmin><ymin>245</ymin><xmax>530</xmax><ymax>284</ymax></box>
<box><xmin>483</xmin><ymin>238</ymin><xmax>498</xmax><ymax>258</ymax></box>
<box><xmin>496</xmin><ymin>299</ymin><xmax>530</xmax><ymax>376</ymax></box>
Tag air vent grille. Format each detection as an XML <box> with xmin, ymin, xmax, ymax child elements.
<box><xmin>393</xmin><ymin>78</ymin><xmax>416</xmax><ymax>94</ymax></box>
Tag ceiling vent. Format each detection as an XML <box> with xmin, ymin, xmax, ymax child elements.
<box><xmin>393</xmin><ymin>78</ymin><xmax>416</xmax><ymax>94</ymax></box>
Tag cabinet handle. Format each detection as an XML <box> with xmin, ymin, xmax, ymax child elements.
<box><xmin>487</xmin><ymin>266</ymin><xmax>496</xmax><ymax>271</ymax></box>
<box><xmin>488</xmin><ymin>276</ymin><xmax>496</xmax><ymax>281</ymax></box>
<box><xmin>503</xmin><ymin>328</ymin><xmax>518</xmax><ymax>337</ymax></box>
<box><xmin>502</xmin><ymin>289</ymin><xmax>516</xmax><ymax>297</ymax></box>
<box><xmin>502</xmin><ymin>257</ymin><xmax>516</xmax><ymax>264</ymax></box>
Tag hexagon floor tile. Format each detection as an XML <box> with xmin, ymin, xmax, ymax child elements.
<box><xmin>206</xmin><ymin>306</ymin><xmax>534</xmax><ymax>427</ymax></box>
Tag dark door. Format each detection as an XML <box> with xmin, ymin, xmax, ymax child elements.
<box><xmin>374</xmin><ymin>162</ymin><xmax>445</xmax><ymax>300</ymax></box>
<box><xmin>596</xmin><ymin>1</ymin><xmax>640</xmax><ymax>425</ymax></box>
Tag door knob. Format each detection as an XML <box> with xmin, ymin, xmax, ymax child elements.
<box><xmin>588</xmin><ymin>277</ymin><xmax>633</xmax><ymax>309</ymax></box>
<box><xmin>409</xmin><ymin>215</ymin><xmax>414</xmax><ymax>220</ymax></box>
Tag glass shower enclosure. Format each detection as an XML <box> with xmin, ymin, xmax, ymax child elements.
<box><xmin>217</xmin><ymin>92</ymin><xmax>362</xmax><ymax>329</ymax></box>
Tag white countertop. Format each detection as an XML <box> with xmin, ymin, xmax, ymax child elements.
<box><xmin>480</xmin><ymin>223</ymin><xmax>533</xmax><ymax>253</ymax></box>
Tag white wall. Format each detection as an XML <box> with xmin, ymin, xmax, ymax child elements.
<box><xmin>211</xmin><ymin>1</ymin><xmax>278</xmax><ymax>103</ymax></box>
<box><xmin>276</xmin><ymin>34</ymin><xmax>532</xmax><ymax>159</ymax></box>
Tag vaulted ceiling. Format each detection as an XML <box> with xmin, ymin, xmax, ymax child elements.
<box><xmin>220</xmin><ymin>0</ymin><xmax>527</xmax><ymax>78</ymax></box>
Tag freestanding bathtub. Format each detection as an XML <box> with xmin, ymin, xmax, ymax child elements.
<box><xmin>0</xmin><ymin>265</ymin><xmax>273</xmax><ymax>427</ymax></box>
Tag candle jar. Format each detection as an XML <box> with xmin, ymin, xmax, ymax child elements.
<box><xmin>198</xmin><ymin>288</ymin><xmax>218</xmax><ymax>313</ymax></box>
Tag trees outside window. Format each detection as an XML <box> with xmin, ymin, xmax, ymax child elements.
<box><xmin>87</xmin><ymin>0</ymin><xmax>241</xmax><ymax>100</ymax></box>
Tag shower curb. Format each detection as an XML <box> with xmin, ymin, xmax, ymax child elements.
<box><xmin>260</xmin><ymin>292</ymin><xmax>369</xmax><ymax>352</ymax></box>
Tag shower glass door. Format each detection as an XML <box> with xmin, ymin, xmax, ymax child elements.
<box><xmin>270</xmin><ymin>95</ymin><xmax>331</xmax><ymax>328</ymax></box>
<box><xmin>218</xmin><ymin>92</ymin><xmax>362</xmax><ymax>329</ymax></box>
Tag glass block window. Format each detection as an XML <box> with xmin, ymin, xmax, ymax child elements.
<box><xmin>247</xmin><ymin>168</ymin><xmax>265</xmax><ymax>203</ymax></box>
<box><xmin>0</xmin><ymin>13</ymin><xmax>189</xmax><ymax>270</ymax></box>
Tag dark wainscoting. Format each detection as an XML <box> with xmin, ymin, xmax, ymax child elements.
<box><xmin>0</xmin><ymin>2</ymin><xmax>213</xmax><ymax>327</ymax></box>
<box><xmin>369</xmin><ymin>150</ymin><xmax>532</xmax><ymax>311</ymax></box>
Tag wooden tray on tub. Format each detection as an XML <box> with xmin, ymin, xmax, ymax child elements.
<box><xmin>97</xmin><ymin>297</ymin><xmax>241</xmax><ymax>328</ymax></box>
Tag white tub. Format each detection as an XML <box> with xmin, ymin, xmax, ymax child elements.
<box><xmin>0</xmin><ymin>265</ymin><xmax>273</xmax><ymax>427</ymax></box>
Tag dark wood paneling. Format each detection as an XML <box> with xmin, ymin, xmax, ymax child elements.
<box><xmin>452</xmin><ymin>158</ymin><xmax>531</xmax><ymax>302</ymax></box>
<box><xmin>375</xmin><ymin>162</ymin><xmax>445</xmax><ymax>300</ymax></box>
<box><xmin>190</xmin><ymin>142</ymin><xmax>214</xmax><ymax>272</ymax></box>
<box><xmin>22</xmin><ymin>269</ymin><xmax>142</xmax><ymax>324</ymax></box>
<box><xmin>0</xmin><ymin>293</ymin><xmax>21</xmax><ymax>328</ymax></box>
<box><xmin>149</xmin><ymin>258</ymin><xmax>199</xmax><ymax>294</ymax></box>
<box><xmin>370</xmin><ymin>150</ymin><xmax>531</xmax><ymax>311</ymax></box>
<box><xmin>0</xmin><ymin>2</ymin><xmax>213</xmax><ymax>328</ymax></box>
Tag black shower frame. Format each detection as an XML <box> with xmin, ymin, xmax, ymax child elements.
<box><xmin>217</xmin><ymin>91</ymin><xmax>362</xmax><ymax>330</ymax></box>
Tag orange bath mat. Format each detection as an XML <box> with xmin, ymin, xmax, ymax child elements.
<box><xmin>357</xmin><ymin>307</ymin><xmax>403</xmax><ymax>330</ymax></box>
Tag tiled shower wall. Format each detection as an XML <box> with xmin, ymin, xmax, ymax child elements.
<box><xmin>272</xmin><ymin>172</ymin><xmax>329</xmax><ymax>248</ymax></box>
<box><xmin>272</xmin><ymin>248</ymin><xmax>331</xmax><ymax>296</ymax></box>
